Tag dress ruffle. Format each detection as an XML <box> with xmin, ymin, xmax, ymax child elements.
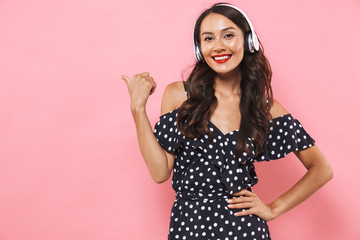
<box><xmin>256</xmin><ymin>114</ymin><xmax>316</xmax><ymax>162</ymax></box>
<box><xmin>154</xmin><ymin>109</ymin><xmax>315</xmax><ymax>194</ymax></box>
<box><xmin>181</xmin><ymin>132</ymin><xmax>257</xmax><ymax>194</ymax></box>
<box><xmin>153</xmin><ymin>109</ymin><xmax>183</xmax><ymax>153</ymax></box>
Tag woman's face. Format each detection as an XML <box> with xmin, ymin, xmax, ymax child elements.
<box><xmin>199</xmin><ymin>13</ymin><xmax>245</xmax><ymax>76</ymax></box>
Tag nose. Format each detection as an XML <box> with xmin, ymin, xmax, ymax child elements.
<box><xmin>214</xmin><ymin>38</ymin><xmax>226</xmax><ymax>52</ymax></box>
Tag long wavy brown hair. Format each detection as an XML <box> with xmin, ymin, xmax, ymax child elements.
<box><xmin>177</xmin><ymin>3</ymin><xmax>273</xmax><ymax>157</ymax></box>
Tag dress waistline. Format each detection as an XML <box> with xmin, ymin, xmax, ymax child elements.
<box><xmin>175</xmin><ymin>187</ymin><xmax>252</xmax><ymax>202</ymax></box>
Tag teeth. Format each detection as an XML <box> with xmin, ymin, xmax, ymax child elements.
<box><xmin>214</xmin><ymin>55</ymin><xmax>230</xmax><ymax>60</ymax></box>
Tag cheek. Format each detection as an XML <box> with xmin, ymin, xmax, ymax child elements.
<box><xmin>201</xmin><ymin>44</ymin><xmax>212</xmax><ymax>56</ymax></box>
<box><xmin>228</xmin><ymin>40</ymin><xmax>244</xmax><ymax>54</ymax></box>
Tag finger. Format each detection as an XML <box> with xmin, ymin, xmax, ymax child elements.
<box><xmin>149</xmin><ymin>85</ymin><xmax>156</xmax><ymax>95</ymax></box>
<box><xmin>233</xmin><ymin>189</ymin><xmax>246</xmax><ymax>196</ymax></box>
<box><xmin>228</xmin><ymin>202</ymin><xmax>253</xmax><ymax>209</ymax></box>
<box><xmin>234</xmin><ymin>209</ymin><xmax>253</xmax><ymax>217</ymax></box>
<box><xmin>233</xmin><ymin>189</ymin><xmax>254</xmax><ymax>197</ymax></box>
<box><xmin>139</xmin><ymin>72</ymin><xmax>149</xmax><ymax>77</ymax></box>
<box><xmin>121</xmin><ymin>75</ymin><xmax>131</xmax><ymax>85</ymax></box>
<box><xmin>149</xmin><ymin>79</ymin><xmax>157</xmax><ymax>95</ymax></box>
<box><xmin>227</xmin><ymin>196</ymin><xmax>253</xmax><ymax>204</ymax></box>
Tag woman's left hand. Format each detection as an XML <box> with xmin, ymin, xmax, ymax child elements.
<box><xmin>227</xmin><ymin>189</ymin><xmax>277</xmax><ymax>222</ymax></box>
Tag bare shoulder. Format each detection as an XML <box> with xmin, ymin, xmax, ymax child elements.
<box><xmin>269</xmin><ymin>98</ymin><xmax>289</xmax><ymax>119</ymax></box>
<box><xmin>161</xmin><ymin>81</ymin><xmax>187</xmax><ymax>115</ymax></box>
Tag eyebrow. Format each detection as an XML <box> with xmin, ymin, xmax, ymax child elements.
<box><xmin>201</xmin><ymin>27</ymin><xmax>237</xmax><ymax>36</ymax></box>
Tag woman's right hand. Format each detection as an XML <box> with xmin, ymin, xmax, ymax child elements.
<box><xmin>121</xmin><ymin>73</ymin><xmax>174</xmax><ymax>183</ymax></box>
<box><xmin>121</xmin><ymin>72</ymin><xmax>157</xmax><ymax>113</ymax></box>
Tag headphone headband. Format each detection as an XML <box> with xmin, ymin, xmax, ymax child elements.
<box><xmin>193</xmin><ymin>3</ymin><xmax>259</xmax><ymax>62</ymax></box>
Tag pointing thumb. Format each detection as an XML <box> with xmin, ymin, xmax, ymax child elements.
<box><xmin>121</xmin><ymin>75</ymin><xmax>131</xmax><ymax>85</ymax></box>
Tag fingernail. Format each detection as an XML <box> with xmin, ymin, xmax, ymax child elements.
<box><xmin>228</xmin><ymin>205</ymin><xmax>233</xmax><ymax>208</ymax></box>
<box><xmin>227</xmin><ymin>199</ymin><xmax>232</xmax><ymax>203</ymax></box>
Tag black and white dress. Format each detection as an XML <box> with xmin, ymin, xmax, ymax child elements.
<box><xmin>153</xmin><ymin>107</ymin><xmax>315</xmax><ymax>240</ymax></box>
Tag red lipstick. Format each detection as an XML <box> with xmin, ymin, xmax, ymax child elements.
<box><xmin>212</xmin><ymin>54</ymin><xmax>232</xmax><ymax>63</ymax></box>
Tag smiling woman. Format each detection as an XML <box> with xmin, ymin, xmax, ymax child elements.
<box><xmin>200</xmin><ymin>15</ymin><xmax>245</xmax><ymax>73</ymax></box>
<box><xmin>122</xmin><ymin>2</ymin><xmax>333</xmax><ymax>240</ymax></box>
<box><xmin>177</xmin><ymin>4</ymin><xmax>272</xmax><ymax>159</ymax></box>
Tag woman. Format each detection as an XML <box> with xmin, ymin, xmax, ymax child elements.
<box><xmin>122</xmin><ymin>3</ymin><xmax>333</xmax><ymax>239</ymax></box>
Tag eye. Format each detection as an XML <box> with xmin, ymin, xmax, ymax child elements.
<box><xmin>224</xmin><ymin>33</ymin><xmax>234</xmax><ymax>38</ymax></box>
<box><xmin>204</xmin><ymin>36</ymin><xmax>213</xmax><ymax>41</ymax></box>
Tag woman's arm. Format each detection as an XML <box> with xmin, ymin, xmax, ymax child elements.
<box><xmin>131</xmin><ymin>105</ymin><xmax>174</xmax><ymax>183</ymax></box>
<box><xmin>266</xmin><ymin>100</ymin><xmax>333</xmax><ymax>219</ymax></box>
<box><xmin>122</xmin><ymin>74</ymin><xmax>184</xmax><ymax>183</ymax></box>
<box><xmin>227</xmin><ymin>99</ymin><xmax>333</xmax><ymax>221</ymax></box>
<box><xmin>228</xmin><ymin>145</ymin><xmax>333</xmax><ymax>221</ymax></box>
<box><xmin>268</xmin><ymin>144</ymin><xmax>333</xmax><ymax>219</ymax></box>
<box><xmin>122</xmin><ymin>72</ymin><xmax>171</xmax><ymax>183</ymax></box>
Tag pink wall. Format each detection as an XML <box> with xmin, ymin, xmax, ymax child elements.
<box><xmin>0</xmin><ymin>0</ymin><xmax>359</xmax><ymax>239</ymax></box>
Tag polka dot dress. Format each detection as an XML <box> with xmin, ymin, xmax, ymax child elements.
<box><xmin>153</xmin><ymin>108</ymin><xmax>315</xmax><ymax>240</ymax></box>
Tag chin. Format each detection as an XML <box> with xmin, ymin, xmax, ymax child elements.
<box><xmin>212</xmin><ymin>66</ymin><xmax>239</xmax><ymax>76</ymax></box>
<box><xmin>206</xmin><ymin>61</ymin><xmax>241</xmax><ymax>76</ymax></box>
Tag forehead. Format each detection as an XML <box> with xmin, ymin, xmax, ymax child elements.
<box><xmin>200</xmin><ymin>13</ymin><xmax>241</xmax><ymax>33</ymax></box>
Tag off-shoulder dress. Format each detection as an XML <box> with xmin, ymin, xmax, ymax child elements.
<box><xmin>153</xmin><ymin>102</ymin><xmax>315</xmax><ymax>240</ymax></box>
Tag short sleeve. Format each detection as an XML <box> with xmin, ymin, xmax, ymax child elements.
<box><xmin>256</xmin><ymin>114</ymin><xmax>316</xmax><ymax>162</ymax></box>
<box><xmin>153</xmin><ymin>109</ymin><xmax>182</xmax><ymax>153</ymax></box>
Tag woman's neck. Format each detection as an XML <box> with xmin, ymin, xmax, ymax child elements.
<box><xmin>214</xmin><ymin>70</ymin><xmax>242</xmax><ymax>96</ymax></box>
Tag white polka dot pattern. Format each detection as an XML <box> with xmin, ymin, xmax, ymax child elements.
<box><xmin>256</xmin><ymin>114</ymin><xmax>315</xmax><ymax>162</ymax></box>
<box><xmin>153</xmin><ymin>108</ymin><xmax>315</xmax><ymax>239</ymax></box>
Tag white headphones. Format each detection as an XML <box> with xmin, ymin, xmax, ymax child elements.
<box><xmin>194</xmin><ymin>3</ymin><xmax>260</xmax><ymax>63</ymax></box>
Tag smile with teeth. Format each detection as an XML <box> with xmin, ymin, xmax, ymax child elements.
<box><xmin>213</xmin><ymin>55</ymin><xmax>231</xmax><ymax>60</ymax></box>
<box><xmin>212</xmin><ymin>54</ymin><xmax>232</xmax><ymax>63</ymax></box>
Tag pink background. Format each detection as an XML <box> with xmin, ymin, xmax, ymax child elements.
<box><xmin>0</xmin><ymin>0</ymin><xmax>359</xmax><ymax>239</ymax></box>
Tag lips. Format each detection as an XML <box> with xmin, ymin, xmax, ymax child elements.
<box><xmin>212</xmin><ymin>54</ymin><xmax>232</xmax><ymax>63</ymax></box>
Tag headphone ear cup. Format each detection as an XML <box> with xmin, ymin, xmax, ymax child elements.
<box><xmin>195</xmin><ymin>44</ymin><xmax>204</xmax><ymax>62</ymax></box>
<box><xmin>244</xmin><ymin>32</ymin><xmax>252</xmax><ymax>52</ymax></box>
